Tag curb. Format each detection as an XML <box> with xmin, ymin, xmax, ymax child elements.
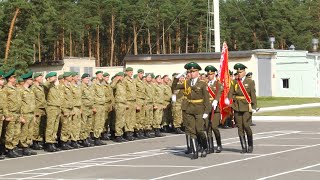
<box><xmin>255</xmin><ymin>103</ymin><xmax>320</xmax><ymax>113</ymax></box>
<box><xmin>253</xmin><ymin>116</ymin><xmax>320</xmax><ymax>122</ymax></box>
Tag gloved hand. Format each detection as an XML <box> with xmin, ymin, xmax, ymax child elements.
<box><xmin>171</xmin><ymin>94</ymin><xmax>176</xmax><ymax>103</ymax></box>
<box><xmin>202</xmin><ymin>113</ymin><xmax>208</xmax><ymax>119</ymax></box>
<box><xmin>224</xmin><ymin>98</ymin><xmax>230</xmax><ymax>105</ymax></box>
<box><xmin>212</xmin><ymin>100</ymin><xmax>218</xmax><ymax>110</ymax></box>
<box><xmin>175</xmin><ymin>71</ymin><xmax>187</xmax><ymax>79</ymax></box>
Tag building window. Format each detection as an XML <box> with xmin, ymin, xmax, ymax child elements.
<box><xmin>84</xmin><ymin>67</ymin><xmax>93</xmax><ymax>77</ymax></box>
<box><xmin>282</xmin><ymin>78</ymin><xmax>289</xmax><ymax>88</ymax></box>
<box><xmin>70</xmin><ymin>66</ymin><xmax>80</xmax><ymax>74</ymax></box>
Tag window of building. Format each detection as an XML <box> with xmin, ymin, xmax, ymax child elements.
<box><xmin>70</xmin><ymin>66</ymin><xmax>80</xmax><ymax>75</ymax></box>
<box><xmin>84</xmin><ymin>67</ymin><xmax>93</xmax><ymax>77</ymax></box>
<box><xmin>282</xmin><ymin>78</ymin><xmax>289</xmax><ymax>88</ymax></box>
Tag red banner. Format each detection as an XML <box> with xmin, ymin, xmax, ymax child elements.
<box><xmin>218</xmin><ymin>42</ymin><xmax>232</xmax><ymax>125</ymax></box>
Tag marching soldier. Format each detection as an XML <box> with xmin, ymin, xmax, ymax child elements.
<box><xmin>135</xmin><ymin>69</ymin><xmax>147</xmax><ymax>139</ymax></box>
<box><xmin>3</xmin><ymin>69</ymin><xmax>23</xmax><ymax>158</ymax></box>
<box><xmin>172</xmin><ymin>62</ymin><xmax>211</xmax><ymax>159</ymax></box>
<box><xmin>19</xmin><ymin>71</ymin><xmax>37</xmax><ymax>156</ymax></box>
<box><xmin>0</xmin><ymin>71</ymin><xmax>6</xmax><ymax>159</ymax></box>
<box><xmin>228</xmin><ymin>63</ymin><xmax>257</xmax><ymax>153</ymax></box>
<box><xmin>123</xmin><ymin>67</ymin><xmax>137</xmax><ymax>141</ymax></box>
<box><xmin>204</xmin><ymin>65</ymin><xmax>223</xmax><ymax>153</ymax></box>
<box><xmin>161</xmin><ymin>75</ymin><xmax>173</xmax><ymax>133</ymax></box>
<box><xmin>31</xmin><ymin>73</ymin><xmax>46</xmax><ymax>150</ymax></box>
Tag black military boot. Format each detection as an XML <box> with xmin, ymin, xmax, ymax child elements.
<box><xmin>155</xmin><ymin>129</ymin><xmax>165</xmax><ymax>137</ymax></box>
<box><xmin>60</xmin><ymin>142</ymin><xmax>70</xmax><ymax>150</ymax></box>
<box><xmin>184</xmin><ymin>135</ymin><xmax>192</xmax><ymax>154</ymax></box>
<box><xmin>125</xmin><ymin>132</ymin><xmax>135</xmax><ymax>141</ymax></box>
<box><xmin>7</xmin><ymin>149</ymin><xmax>17</xmax><ymax>158</ymax></box>
<box><xmin>0</xmin><ymin>154</ymin><xmax>5</xmax><ymax>160</ymax></box>
<box><xmin>101</xmin><ymin>132</ymin><xmax>110</xmax><ymax>140</ymax></box>
<box><xmin>175</xmin><ymin>127</ymin><xmax>184</xmax><ymax>134</ymax></box>
<box><xmin>247</xmin><ymin>135</ymin><xmax>253</xmax><ymax>153</ymax></box>
<box><xmin>191</xmin><ymin>138</ymin><xmax>198</xmax><ymax>160</ymax></box>
<box><xmin>162</xmin><ymin>125</ymin><xmax>170</xmax><ymax>133</ymax></box>
<box><xmin>45</xmin><ymin>143</ymin><xmax>55</xmax><ymax>152</ymax></box>
<box><xmin>52</xmin><ymin>144</ymin><xmax>61</xmax><ymax>151</ymax></box>
<box><xmin>31</xmin><ymin>141</ymin><xmax>42</xmax><ymax>150</ymax></box>
<box><xmin>239</xmin><ymin>136</ymin><xmax>247</xmax><ymax>153</ymax></box>
<box><xmin>200</xmin><ymin>136</ymin><xmax>208</xmax><ymax>158</ymax></box>
<box><xmin>216</xmin><ymin>136</ymin><xmax>222</xmax><ymax>153</ymax></box>
<box><xmin>208</xmin><ymin>136</ymin><xmax>214</xmax><ymax>154</ymax></box>
<box><xmin>23</xmin><ymin>147</ymin><xmax>37</xmax><ymax>156</ymax></box>
<box><xmin>114</xmin><ymin>136</ymin><xmax>127</xmax><ymax>143</ymax></box>
<box><xmin>13</xmin><ymin>148</ymin><xmax>22</xmax><ymax>157</ymax></box>
<box><xmin>70</xmin><ymin>141</ymin><xmax>81</xmax><ymax>149</ymax></box>
<box><xmin>138</xmin><ymin>130</ymin><xmax>147</xmax><ymax>139</ymax></box>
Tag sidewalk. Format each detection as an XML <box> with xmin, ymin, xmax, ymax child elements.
<box><xmin>253</xmin><ymin>103</ymin><xmax>320</xmax><ymax>122</ymax></box>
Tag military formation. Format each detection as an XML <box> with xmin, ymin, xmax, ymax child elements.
<box><xmin>0</xmin><ymin>62</ymin><xmax>256</xmax><ymax>160</ymax></box>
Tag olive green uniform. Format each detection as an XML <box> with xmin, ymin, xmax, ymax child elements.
<box><xmin>20</xmin><ymin>86</ymin><xmax>36</xmax><ymax>148</ymax></box>
<box><xmin>80</xmin><ymin>83</ymin><xmax>94</xmax><ymax>140</ymax></box>
<box><xmin>207</xmin><ymin>80</ymin><xmax>223</xmax><ymax>138</ymax></box>
<box><xmin>135</xmin><ymin>78</ymin><xmax>146</xmax><ymax>132</ymax></box>
<box><xmin>104</xmin><ymin>82</ymin><xmax>114</xmax><ymax>134</ymax></box>
<box><xmin>162</xmin><ymin>83</ymin><xmax>172</xmax><ymax>127</ymax></box>
<box><xmin>71</xmin><ymin>84</ymin><xmax>82</xmax><ymax>141</ymax></box>
<box><xmin>114</xmin><ymin>80</ymin><xmax>127</xmax><ymax>137</ymax></box>
<box><xmin>123</xmin><ymin>76</ymin><xmax>137</xmax><ymax>133</ymax></box>
<box><xmin>153</xmin><ymin>83</ymin><xmax>164</xmax><ymax>129</ymax></box>
<box><xmin>172</xmin><ymin>82</ymin><xmax>184</xmax><ymax>129</ymax></box>
<box><xmin>44</xmin><ymin>82</ymin><xmax>62</xmax><ymax>144</ymax></box>
<box><xmin>0</xmin><ymin>87</ymin><xmax>6</xmax><ymax>144</ymax></box>
<box><xmin>3</xmin><ymin>85</ymin><xmax>22</xmax><ymax>150</ymax></box>
<box><xmin>92</xmin><ymin>81</ymin><xmax>106</xmax><ymax>138</ymax></box>
<box><xmin>60</xmin><ymin>83</ymin><xmax>74</xmax><ymax>142</ymax></box>
<box><xmin>31</xmin><ymin>84</ymin><xmax>46</xmax><ymax>143</ymax></box>
<box><xmin>144</xmin><ymin>82</ymin><xmax>155</xmax><ymax>131</ymax></box>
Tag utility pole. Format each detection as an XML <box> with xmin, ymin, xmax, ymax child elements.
<box><xmin>206</xmin><ymin>0</ymin><xmax>220</xmax><ymax>52</ymax></box>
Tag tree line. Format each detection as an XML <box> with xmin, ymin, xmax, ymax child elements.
<box><xmin>0</xmin><ymin>0</ymin><xmax>319</xmax><ymax>72</ymax></box>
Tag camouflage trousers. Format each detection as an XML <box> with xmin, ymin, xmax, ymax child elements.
<box><xmin>172</xmin><ymin>102</ymin><xmax>183</xmax><ymax>128</ymax></box>
<box><xmin>124</xmin><ymin>101</ymin><xmax>136</xmax><ymax>132</ymax></box>
<box><xmin>45</xmin><ymin>106</ymin><xmax>61</xmax><ymax>143</ymax></box>
<box><xmin>80</xmin><ymin>106</ymin><xmax>93</xmax><ymax>140</ymax></box>
<box><xmin>162</xmin><ymin>102</ymin><xmax>172</xmax><ymax>126</ymax></box>
<box><xmin>103</xmin><ymin>103</ymin><xmax>113</xmax><ymax>133</ymax></box>
<box><xmin>115</xmin><ymin>103</ymin><xmax>126</xmax><ymax>136</ymax></box>
<box><xmin>153</xmin><ymin>104</ymin><xmax>163</xmax><ymax>129</ymax></box>
<box><xmin>144</xmin><ymin>103</ymin><xmax>153</xmax><ymax>130</ymax></box>
<box><xmin>20</xmin><ymin>113</ymin><xmax>34</xmax><ymax>148</ymax></box>
<box><xmin>92</xmin><ymin>104</ymin><xmax>106</xmax><ymax>138</ymax></box>
<box><xmin>70</xmin><ymin>106</ymin><xmax>81</xmax><ymax>141</ymax></box>
<box><xmin>60</xmin><ymin>108</ymin><xmax>73</xmax><ymax>142</ymax></box>
<box><xmin>33</xmin><ymin>108</ymin><xmax>46</xmax><ymax>142</ymax></box>
<box><xmin>5</xmin><ymin>114</ymin><xmax>21</xmax><ymax>150</ymax></box>
<box><xmin>135</xmin><ymin>99</ymin><xmax>146</xmax><ymax>131</ymax></box>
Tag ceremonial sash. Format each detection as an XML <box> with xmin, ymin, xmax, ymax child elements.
<box><xmin>237</xmin><ymin>79</ymin><xmax>252</xmax><ymax>112</ymax></box>
<box><xmin>207</xmin><ymin>86</ymin><xmax>215</xmax><ymax>99</ymax></box>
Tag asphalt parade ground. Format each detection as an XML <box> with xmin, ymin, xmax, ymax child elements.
<box><xmin>0</xmin><ymin>120</ymin><xmax>320</xmax><ymax>180</ymax></box>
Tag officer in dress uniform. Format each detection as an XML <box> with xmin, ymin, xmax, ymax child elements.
<box><xmin>172</xmin><ymin>62</ymin><xmax>211</xmax><ymax>159</ymax></box>
<box><xmin>204</xmin><ymin>65</ymin><xmax>223</xmax><ymax>153</ymax></box>
<box><xmin>228</xmin><ymin>63</ymin><xmax>257</xmax><ymax>153</ymax></box>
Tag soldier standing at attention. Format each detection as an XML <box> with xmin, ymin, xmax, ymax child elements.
<box><xmin>80</xmin><ymin>73</ymin><xmax>94</xmax><ymax>147</ymax></box>
<box><xmin>31</xmin><ymin>73</ymin><xmax>46</xmax><ymax>150</ymax></box>
<box><xmin>135</xmin><ymin>69</ymin><xmax>147</xmax><ymax>139</ymax></box>
<box><xmin>92</xmin><ymin>71</ymin><xmax>107</xmax><ymax>146</ymax></box>
<box><xmin>161</xmin><ymin>75</ymin><xmax>173</xmax><ymax>133</ymax></box>
<box><xmin>153</xmin><ymin>75</ymin><xmax>165</xmax><ymax>137</ymax></box>
<box><xmin>246</xmin><ymin>72</ymin><xmax>256</xmax><ymax>127</ymax></box>
<box><xmin>171</xmin><ymin>74</ymin><xmax>185</xmax><ymax>134</ymax></box>
<box><xmin>204</xmin><ymin>65</ymin><xmax>223</xmax><ymax>154</ymax></box>
<box><xmin>228</xmin><ymin>63</ymin><xmax>257</xmax><ymax>153</ymax></box>
<box><xmin>144</xmin><ymin>73</ymin><xmax>155</xmax><ymax>138</ymax></box>
<box><xmin>113</xmin><ymin>72</ymin><xmax>128</xmax><ymax>142</ymax></box>
<box><xmin>70</xmin><ymin>72</ymin><xmax>82</xmax><ymax>148</ymax></box>
<box><xmin>123</xmin><ymin>67</ymin><xmax>137</xmax><ymax>141</ymax></box>
<box><xmin>19</xmin><ymin>71</ymin><xmax>37</xmax><ymax>156</ymax></box>
<box><xmin>102</xmin><ymin>72</ymin><xmax>114</xmax><ymax>140</ymax></box>
<box><xmin>3</xmin><ymin>69</ymin><xmax>23</xmax><ymax>158</ymax></box>
<box><xmin>43</xmin><ymin>72</ymin><xmax>61</xmax><ymax>152</ymax></box>
<box><xmin>0</xmin><ymin>71</ymin><xmax>6</xmax><ymax>159</ymax></box>
<box><xmin>172</xmin><ymin>62</ymin><xmax>211</xmax><ymax>159</ymax></box>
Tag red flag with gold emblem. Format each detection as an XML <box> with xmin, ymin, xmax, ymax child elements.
<box><xmin>218</xmin><ymin>42</ymin><xmax>232</xmax><ymax>125</ymax></box>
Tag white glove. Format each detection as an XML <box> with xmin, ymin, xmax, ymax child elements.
<box><xmin>171</xmin><ymin>94</ymin><xmax>176</xmax><ymax>103</ymax></box>
<box><xmin>224</xmin><ymin>98</ymin><xmax>230</xmax><ymax>105</ymax></box>
<box><xmin>175</xmin><ymin>71</ymin><xmax>187</xmax><ymax>78</ymax></box>
<box><xmin>252</xmin><ymin>109</ymin><xmax>257</xmax><ymax>113</ymax></box>
<box><xmin>212</xmin><ymin>100</ymin><xmax>218</xmax><ymax>110</ymax></box>
<box><xmin>202</xmin><ymin>113</ymin><xmax>208</xmax><ymax>119</ymax></box>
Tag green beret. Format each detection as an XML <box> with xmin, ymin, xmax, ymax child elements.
<box><xmin>146</xmin><ymin>73</ymin><xmax>155</xmax><ymax>79</ymax></box>
<box><xmin>133</xmin><ymin>74</ymin><xmax>138</xmax><ymax>78</ymax></box>
<box><xmin>103</xmin><ymin>72</ymin><xmax>110</xmax><ymax>77</ymax></box>
<box><xmin>0</xmin><ymin>70</ymin><xmax>4</xmax><ymax>78</ymax></box>
<box><xmin>155</xmin><ymin>75</ymin><xmax>161</xmax><ymax>79</ymax></box>
<box><xmin>63</xmin><ymin>72</ymin><xmax>73</xmax><ymax>77</ymax></box>
<box><xmin>71</xmin><ymin>72</ymin><xmax>78</xmax><ymax>76</ymax></box>
<box><xmin>33</xmin><ymin>72</ymin><xmax>43</xmax><ymax>79</ymax></box>
<box><xmin>246</xmin><ymin>72</ymin><xmax>253</xmax><ymax>77</ymax></box>
<box><xmin>58</xmin><ymin>74</ymin><xmax>64</xmax><ymax>80</ymax></box>
<box><xmin>234</xmin><ymin>63</ymin><xmax>247</xmax><ymax>71</ymax></box>
<box><xmin>111</xmin><ymin>76</ymin><xmax>115</xmax><ymax>81</ymax></box>
<box><xmin>137</xmin><ymin>69</ymin><xmax>144</xmax><ymax>73</ymax></box>
<box><xmin>95</xmin><ymin>70</ymin><xmax>103</xmax><ymax>75</ymax></box>
<box><xmin>81</xmin><ymin>73</ymin><xmax>90</xmax><ymax>79</ymax></box>
<box><xmin>184</xmin><ymin>63</ymin><xmax>190</xmax><ymax>70</ymax></box>
<box><xmin>17</xmin><ymin>77</ymin><xmax>24</xmax><ymax>83</ymax></box>
<box><xmin>204</xmin><ymin>65</ymin><xmax>218</xmax><ymax>74</ymax></box>
<box><xmin>21</xmin><ymin>71</ymin><xmax>33</xmax><ymax>80</ymax></box>
<box><xmin>115</xmin><ymin>72</ymin><xmax>125</xmax><ymax>76</ymax></box>
<box><xmin>126</xmin><ymin>67</ymin><xmax>133</xmax><ymax>72</ymax></box>
<box><xmin>187</xmin><ymin>62</ymin><xmax>202</xmax><ymax>71</ymax></box>
<box><xmin>45</xmin><ymin>72</ymin><xmax>57</xmax><ymax>79</ymax></box>
<box><xmin>3</xmin><ymin>69</ymin><xmax>16</xmax><ymax>79</ymax></box>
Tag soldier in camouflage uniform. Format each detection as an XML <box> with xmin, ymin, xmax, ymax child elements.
<box><xmin>70</xmin><ymin>72</ymin><xmax>82</xmax><ymax>148</ymax></box>
<box><xmin>44</xmin><ymin>72</ymin><xmax>61</xmax><ymax>152</ymax></box>
<box><xmin>102</xmin><ymin>72</ymin><xmax>114</xmax><ymax>140</ymax></box>
<box><xmin>153</xmin><ymin>75</ymin><xmax>165</xmax><ymax>137</ymax></box>
<box><xmin>161</xmin><ymin>75</ymin><xmax>173</xmax><ymax>133</ymax></box>
<box><xmin>135</xmin><ymin>69</ymin><xmax>147</xmax><ymax>139</ymax></box>
<box><xmin>171</xmin><ymin>75</ymin><xmax>185</xmax><ymax>134</ymax></box>
<box><xmin>31</xmin><ymin>73</ymin><xmax>46</xmax><ymax>150</ymax></box>
<box><xmin>80</xmin><ymin>73</ymin><xmax>94</xmax><ymax>147</ymax></box>
<box><xmin>144</xmin><ymin>73</ymin><xmax>155</xmax><ymax>138</ymax></box>
<box><xmin>3</xmin><ymin>69</ymin><xmax>23</xmax><ymax>158</ymax></box>
<box><xmin>19</xmin><ymin>71</ymin><xmax>37</xmax><ymax>156</ymax></box>
<box><xmin>123</xmin><ymin>67</ymin><xmax>137</xmax><ymax>141</ymax></box>
<box><xmin>0</xmin><ymin>71</ymin><xmax>6</xmax><ymax>159</ymax></box>
<box><xmin>92</xmin><ymin>71</ymin><xmax>106</xmax><ymax>146</ymax></box>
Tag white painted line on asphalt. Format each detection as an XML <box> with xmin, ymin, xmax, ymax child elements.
<box><xmin>253</xmin><ymin>144</ymin><xmax>308</xmax><ymax>147</ymax></box>
<box><xmin>257</xmin><ymin>163</ymin><xmax>320</xmax><ymax>180</ymax></box>
<box><xmin>275</xmin><ymin>137</ymin><xmax>320</xmax><ymax>140</ymax></box>
<box><xmin>150</xmin><ymin>144</ymin><xmax>320</xmax><ymax>180</ymax></box>
<box><xmin>97</xmin><ymin>164</ymin><xmax>205</xmax><ymax>168</ymax></box>
<box><xmin>299</xmin><ymin>169</ymin><xmax>320</xmax><ymax>173</ymax></box>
